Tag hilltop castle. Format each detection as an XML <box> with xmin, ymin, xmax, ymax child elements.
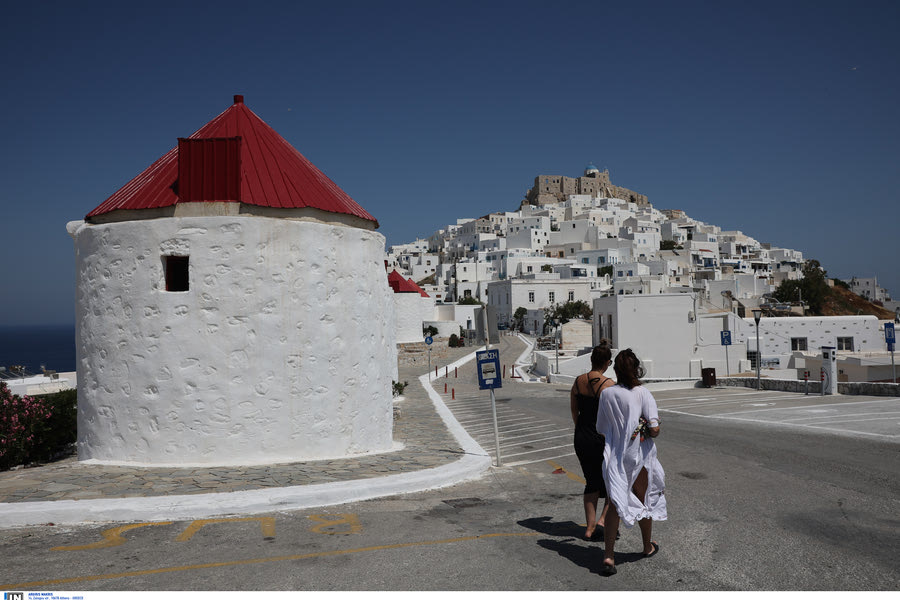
<box><xmin>523</xmin><ymin>164</ymin><xmax>648</xmax><ymax>207</ymax></box>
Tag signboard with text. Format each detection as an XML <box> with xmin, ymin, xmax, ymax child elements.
<box><xmin>476</xmin><ymin>349</ymin><xmax>502</xmax><ymax>390</ymax></box>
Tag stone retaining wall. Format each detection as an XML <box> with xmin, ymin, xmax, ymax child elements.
<box><xmin>398</xmin><ymin>339</ymin><xmax>466</xmax><ymax>367</ymax></box>
<box><xmin>713</xmin><ymin>377</ymin><xmax>900</xmax><ymax>397</ymax></box>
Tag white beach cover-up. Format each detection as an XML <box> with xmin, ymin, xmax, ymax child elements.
<box><xmin>596</xmin><ymin>384</ymin><xmax>667</xmax><ymax>528</ymax></box>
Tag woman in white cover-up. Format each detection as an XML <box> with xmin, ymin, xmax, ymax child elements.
<box><xmin>595</xmin><ymin>348</ymin><xmax>666</xmax><ymax>576</ymax></box>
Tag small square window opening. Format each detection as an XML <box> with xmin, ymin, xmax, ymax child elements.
<box><xmin>164</xmin><ymin>255</ymin><xmax>190</xmax><ymax>292</ymax></box>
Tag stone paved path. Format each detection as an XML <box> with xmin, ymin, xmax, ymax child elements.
<box><xmin>0</xmin><ymin>344</ymin><xmax>494</xmax><ymax>504</ymax></box>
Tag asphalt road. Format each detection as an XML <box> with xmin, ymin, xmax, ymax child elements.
<box><xmin>1</xmin><ymin>340</ymin><xmax>898</xmax><ymax>591</ymax></box>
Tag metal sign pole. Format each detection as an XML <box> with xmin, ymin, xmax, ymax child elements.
<box><xmin>477</xmin><ymin>348</ymin><xmax>503</xmax><ymax>467</ymax></box>
<box><xmin>490</xmin><ymin>387</ymin><xmax>502</xmax><ymax>467</ymax></box>
<box><xmin>885</xmin><ymin>324</ymin><xmax>896</xmax><ymax>383</ymax></box>
<box><xmin>725</xmin><ymin>344</ymin><xmax>730</xmax><ymax>377</ymax></box>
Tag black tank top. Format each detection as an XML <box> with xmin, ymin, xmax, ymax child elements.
<box><xmin>574</xmin><ymin>376</ymin><xmax>608</xmax><ymax>437</ymax></box>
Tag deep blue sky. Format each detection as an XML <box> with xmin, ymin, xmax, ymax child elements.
<box><xmin>2</xmin><ymin>1</ymin><xmax>898</xmax><ymax>326</ymax></box>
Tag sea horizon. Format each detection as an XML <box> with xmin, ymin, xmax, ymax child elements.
<box><xmin>0</xmin><ymin>324</ymin><xmax>76</xmax><ymax>376</ymax></box>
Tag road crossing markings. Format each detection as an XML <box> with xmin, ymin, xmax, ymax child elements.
<box><xmin>502</xmin><ymin>444</ymin><xmax>575</xmax><ymax>459</ymax></box>
<box><xmin>504</xmin><ymin>452</ymin><xmax>576</xmax><ymax>467</ymax></box>
<box><xmin>459</xmin><ymin>415</ymin><xmax>535</xmax><ymax>427</ymax></box>
<box><xmin>466</xmin><ymin>424</ymin><xmax>558</xmax><ymax>438</ymax></box>
<box><xmin>471</xmin><ymin>431</ymin><xmax>571</xmax><ymax>445</ymax></box>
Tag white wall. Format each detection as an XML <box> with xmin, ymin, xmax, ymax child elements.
<box><xmin>593</xmin><ymin>294</ymin><xmax>747</xmax><ymax>378</ymax></box>
<box><xmin>395</xmin><ymin>293</ymin><xmax>426</xmax><ymax>343</ymax></box>
<box><xmin>68</xmin><ymin>216</ymin><xmax>396</xmax><ymax>466</ymax></box>
<box><xmin>740</xmin><ymin>315</ymin><xmax>884</xmax><ymax>368</ymax></box>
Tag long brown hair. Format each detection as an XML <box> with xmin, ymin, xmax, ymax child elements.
<box><xmin>591</xmin><ymin>338</ymin><xmax>612</xmax><ymax>370</ymax></box>
<box><xmin>614</xmin><ymin>348</ymin><xmax>644</xmax><ymax>389</ymax></box>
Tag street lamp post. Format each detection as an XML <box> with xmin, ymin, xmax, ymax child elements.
<box><xmin>554</xmin><ymin>319</ymin><xmax>560</xmax><ymax>374</ymax></box>
<box><xmin>752</xmin><ymin>309</ymin><xmax>762</xmax><ymax>390</ymax></box>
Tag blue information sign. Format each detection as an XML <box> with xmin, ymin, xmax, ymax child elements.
<box><xmin>886</xmin><ymin>323</ymin><xmax>895</xmax><ymax>343</ymax></box>
<box><xmin>425</xmin><ymin>336</ymin><xmax>433</xmax><ymax>345</ymax></box>
<box><xmin>476</xmin><ymin>349</ymin><xmax>502</xmax><ymax>390</ymax></box>
<box><xmin>720</xmin><ymin>331</ymin><xmax>732</xmax><ymax>346</ymax></box>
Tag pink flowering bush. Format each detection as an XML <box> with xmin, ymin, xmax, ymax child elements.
<box><xmin>0</xmin><ymin>381</ymin><xmax>76</xmax><ymax>471</ymax></box>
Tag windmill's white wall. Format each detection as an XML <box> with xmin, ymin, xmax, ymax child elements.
<box><xmin>68</xmin><ymin>216</ymin><xmax>396</xmax><ymax>466</ymax></box>
<box><xmin>394</xmin><ymin>293</ymin><xmax>425</xmax><ymax>343</ymax></box>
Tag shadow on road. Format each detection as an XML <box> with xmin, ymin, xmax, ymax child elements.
<box><xmin>517</xmin><ymin>516</ymin><xmax>648</xmax><ymax>575</ymax></box>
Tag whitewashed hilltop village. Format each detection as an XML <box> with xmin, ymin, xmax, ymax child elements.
<box><xmin>387</xmin><ymin>165</ymin><xmax>899</xmax><ymax>386</ymax></box>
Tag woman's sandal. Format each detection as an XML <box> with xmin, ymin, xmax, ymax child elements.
<box><xmin>600</xmin><ymin>561</ymin><xmax>617</xmax><ymax>576</ymax></box>
<box><xmin>643</xmin><ymin>541</ymin><xmax>660</xmax><ymax>558</ymax></box>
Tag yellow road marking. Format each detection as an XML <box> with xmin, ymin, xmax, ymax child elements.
<box><xmin>175</xmin><ymin>517</ymin><xmax>276</xmax><ymax>542</ymax></box>
<box><xmin>307</xmin><ymin>513</ymin><xmax>362</xmax><ymax>535</ymax></box>
<box><xmin>51</xmin><ymin>522</ymin><xmax>174</xmax><ymax>552</ymax></box>
<box><xmin>1</xmin><ymin>532</ymin><xmax>540</xmax><ymax>590</ymax></box>
<box><xmin>547</xmin><ymin>460</ymin><xmax>585</xmax><ymax>484</ymax></box>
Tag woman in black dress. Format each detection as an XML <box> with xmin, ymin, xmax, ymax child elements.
<box><xmin>570</xmin><ymin>339</ymin><xmax>615</xmax><ymax>540</ymax></box>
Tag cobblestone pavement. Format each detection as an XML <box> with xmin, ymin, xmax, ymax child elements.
<box><xmin>0</xmin><ymin>344</ymin><xmax>491</xmax><ymax>505</ymax></box>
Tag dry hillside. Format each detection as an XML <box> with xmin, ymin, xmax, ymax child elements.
<box><xmin>821</xmin><ymin>284</ymin><xmax>895</xmax><ymax>319</ymax></box>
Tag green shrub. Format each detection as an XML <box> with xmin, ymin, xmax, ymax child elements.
<box><xmin>392</xmin><ymin>380</ymin><xmax>409</xmax><ymax>397</ymax></box>
<box><xmin>449</xmin><ymin>334</ymin><xmax>459</xmax><ymax>347</ymax></box>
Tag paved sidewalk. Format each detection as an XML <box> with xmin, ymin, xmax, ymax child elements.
<box><xmin>0</xmin><ymin>342</ymin><xmax>528</xmax><ymax>528</ymax></box>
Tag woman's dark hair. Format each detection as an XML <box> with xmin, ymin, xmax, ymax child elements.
<box><xmin>614</xmin><ymin>348</ymin><xmax>645</xmax><ymax>389</ymax></box>
<box><xmin>590</xmin><ymin>338</ymin><xmax>612</xmax><ymax>370</ymax></box>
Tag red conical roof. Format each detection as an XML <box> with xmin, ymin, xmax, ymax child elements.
<box><xmin>387</xmin><ymin>270</ymin><xmax>430</xmax><ymax>297</ymax></box>
<box><xmin>86</xmin><ymin>95</ymin><xmax>377</xmax><ymax>226</ymax></box>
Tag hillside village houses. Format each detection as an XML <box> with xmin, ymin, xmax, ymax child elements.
<box><xmin>387</xmin><ymin>165</ymin><xmax>898</xmax><ymax>384</ymax></box>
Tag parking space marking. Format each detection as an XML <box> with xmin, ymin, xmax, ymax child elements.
<box><xmin>546</xmin><ymin>460</ymin><xmax>586</xmax><ymax>484</ymax></box>
<box><xmin>175</xmin><ymin>517</ymin><xmax>276</xmax><ymax>542</ymax></box>
<box><xmin>660</xmin><ymin>407</ymin><xmax>900</xmax><ymax>440</ymax></box>
<box><xmin>660</xmin><ymin>394</ymin><xmax>810</xmax><ymax>411</ymax></box>
<box><xmin>2</xmin><ymin>532</ymin><xmax>542</xmax><ymax>590</ymax></box>
<box><xmin>51</xmin><ymin>522</ymin><xmax>174</xmax><ymax>551</ymax></box>
<box><xmin>307</xmin><ymin>513</ymin><xmax>362</xmax><ymax>535</ymax></box>
<box><xmin>777</xmin><ymin>410</ymin><xmax>900</xmax><ymax>423</ymax></box>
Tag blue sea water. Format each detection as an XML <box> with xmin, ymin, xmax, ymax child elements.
<box><xmin>0</xmin><ymin>324</ymin><xmax>76</xmax><ymax>375</ymax></box>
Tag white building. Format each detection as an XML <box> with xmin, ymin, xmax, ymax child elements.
<box><xmin>850</xmin><ymin>277</ymin><xmax>889</xmax><ymax>303</ymax></box>
<box><xmin>592</xmin><ymin>293</ymin><xmax>749</xmax><ymax>378</ymax></box>
<box><xmin>68</xmin><ymin>96</ymin><xmax>396</xmax><ymax>466</ymax></box>
<box><xmin>741</xmin><ymin>315</ymin><xmax>886</xmax><ymax>370</ymax></box>
<box><xmin>487</xmin><ymin>275</ymin><xmax>594</xmax><ymax>333</ymax></box>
